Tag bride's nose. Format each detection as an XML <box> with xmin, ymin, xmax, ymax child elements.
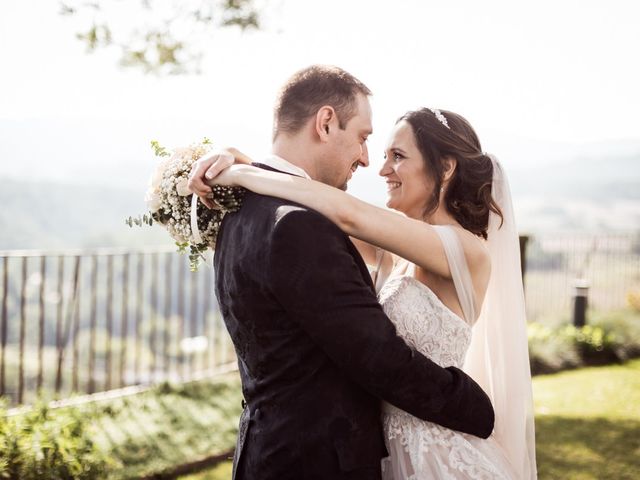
<box><xmin>379</xmin><ymin>157</ymin><xmax>393</xmax><ymax>177</ymax></box>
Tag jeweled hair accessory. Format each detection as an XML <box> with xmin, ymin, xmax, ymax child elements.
<box><xmin>429</xmin><ymin>108</ymin><xmax>450</xmax><ymax>129</ymax></box>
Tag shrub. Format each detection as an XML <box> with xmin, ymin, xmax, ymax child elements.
<box><xmin>559</xmin><ymin>324</ymin><xmax>618</xmax><ymax>365</ymax></box>
<box><xmin>528</xmin><ymin>308</ymin><xmax>640</xmax><ymax>375</ymax></box>
<box><xmin>528</xmin><ymin>322</ymin><xmax>581</xmax><ymax>374</ymax></box>
<box><xmin>0</xmin><ymin>399</ymin><xmax>116</xmax><ymax>479</ymax></box>
<box><xmin>590</xmin><ymin>310</ymin><xmax>640</xmax><ymax>360</ymax></box>
<box><xmin>627</xmin><ymin>289</ymin><xmax>640</xmax><ymax>312</ymax></box>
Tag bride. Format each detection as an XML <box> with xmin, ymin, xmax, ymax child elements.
<box><xmin>200</xmin><ymin>108</ymin><xmax>536</xmax><ymax>479</ymax></box>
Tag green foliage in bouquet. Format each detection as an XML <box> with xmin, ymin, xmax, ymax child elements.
<box><xmin>127</xmin><ymin>139</ymin><xmax>245</xmax><ymax>271</ymax></box>
<box><xmin>0</xmin><ymin>399</ymin><xmax>115</xmax><ymax>479</ymax></box>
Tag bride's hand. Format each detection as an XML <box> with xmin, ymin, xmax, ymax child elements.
<box><xmin>188</xmin><ymin>147</ymin><xmax>253</xmax><ymax>209</ymax></box>
<box><xmin>206</xmin><ymin>164</ymin><xmax>246</xmax><ymax>188</ymax></box>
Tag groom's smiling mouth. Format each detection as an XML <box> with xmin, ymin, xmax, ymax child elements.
<box><xmin>347</xmin><ymin>162</ymin><xmax>359</xmax><ymax>180</ymax></box>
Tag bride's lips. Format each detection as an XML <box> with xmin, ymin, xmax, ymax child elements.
<box><xmin>386</xmin><ymin>181</ymin><xmax>401</xmax><ymax>192</ymax></box>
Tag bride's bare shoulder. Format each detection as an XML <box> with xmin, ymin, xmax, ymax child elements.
<box><xmin>451</xmin><ymin>226</ymin><xmax>491</xmax><ymax>275</ymax></box>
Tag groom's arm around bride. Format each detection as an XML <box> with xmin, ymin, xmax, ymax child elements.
<box><xmin>268</xmin><ymin>206</ymin><xmax>494</xmax><ymax>434</ymax></box>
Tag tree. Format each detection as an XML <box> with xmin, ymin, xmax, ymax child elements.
<box><xmin>60</xmin><ymin>0</ymin><xmax>262</xmax><ymax>75</ymax></box>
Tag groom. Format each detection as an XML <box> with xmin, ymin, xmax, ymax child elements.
<box><xmin>189</xmin><ymin>65</ymin><xmax>494</xmax><ymax>480</ymax></box>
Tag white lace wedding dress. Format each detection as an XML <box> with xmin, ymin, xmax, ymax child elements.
<box><xmin>377</xmin><ymin>225</ymin><xmax>517</xmax><ymax>480</ymax></box>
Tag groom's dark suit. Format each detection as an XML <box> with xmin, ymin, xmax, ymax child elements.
<box><xmin>214</xmin><ymin>165</ymin><xmax>494</xmax><ymax>480</ymax></box>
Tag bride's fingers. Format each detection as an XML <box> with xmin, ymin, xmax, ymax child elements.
<box><xmin>204</xmin><ymin>153</ymin><xmax>235</xmax><ymax>180</ymax></box>
<box><xmin>226</xmin><ymin>148</ymin><xmax>253</xmax><ymax>165</ymax></box>
<box><xmin>187</xmin><ymin>148</ymin><xmax>245</xmax><ymax>209</ymax></box>
<box><xmin>188</xmin><ymin>162</ymin><xmax>211</xmax><ymax>195</ymax></box>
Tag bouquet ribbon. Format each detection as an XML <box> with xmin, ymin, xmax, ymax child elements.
<box><xmin>190</xmin><ymin>194</ymin><xmax>203</xmax><ymax>245</ymax></box>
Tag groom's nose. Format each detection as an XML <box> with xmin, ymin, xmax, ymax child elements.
<box><xmin>359</xmin><ymin>142</ymin><xmax>370</xmax><ymax>167</ymax></box>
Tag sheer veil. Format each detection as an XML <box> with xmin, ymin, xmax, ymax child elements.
<box><xmin>463</xmin><ymin>155</ymin><xmax>537</xmax><ymax>479</ymax></box>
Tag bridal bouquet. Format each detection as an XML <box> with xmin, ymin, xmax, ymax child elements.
<box><xmin>127</xmin><ymin>138</ymin><xmax>245</xmax><ymax>271</ymax></box>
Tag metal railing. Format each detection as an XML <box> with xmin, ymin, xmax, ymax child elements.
<box><xmin>523</xmin><ymin>233</ymin><xmax>640</xmax><ymax>323</ymax></box>
<box><xmin>2</xmin><ymin>233</ymin><xmax>638</xmax><ymax>405</ymax></box>
<box><xmin>0</xmin><ymin>247</ymin><xmax>234</xmax><ymax>406</ymax></box>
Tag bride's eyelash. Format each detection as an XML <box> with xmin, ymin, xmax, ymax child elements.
<box><xmin>384</xmin><ymin>151</ymin><xmax>404</xmax><ymax>161</ymax></box>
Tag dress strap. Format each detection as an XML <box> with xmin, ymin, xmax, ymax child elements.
<box><xmin>372</xmin><ymin>247</ymin><xmax>387</xmax><ymax>294</ymax></box>
<box><xmin>433</xmin><ymin>225</ymin><xmax>477</xmax><ymax>324</ymax></box>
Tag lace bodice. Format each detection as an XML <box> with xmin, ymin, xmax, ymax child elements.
<box><xmin>377</xmin><ymin>226</ymin><xmax>517</xmax><ymax>480</ymax></box>
<box><xmin>376</xmin><ymin>224</ymin><xmax>475</xmax><ymax>370</ymax></box>
<box><xmin>378</xmin><ymin>275</ymin><xmax>471</xmax><ymax>369</ymax></box>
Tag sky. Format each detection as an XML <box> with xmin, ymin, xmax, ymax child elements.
<box><xmin>1</xmin><ymin>0</ymin><xmax>639</xmax><ymax>205</ymax></box>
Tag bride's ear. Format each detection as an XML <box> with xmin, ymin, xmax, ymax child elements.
<box><xmin>442</xmin><ymin>155</ymin><xmax>457</xmax><ymax>183</ymax></box>
<box><xmin>315</xmin><ymin>106</ymin><xmax>336</xmax><ymax>142</ymax></box>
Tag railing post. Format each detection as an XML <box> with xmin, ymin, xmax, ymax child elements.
<box><xmin>519</xmin><ymin>234</ymin><xmax>529</xmax><ymax>288</ymax></box>
<box><xmin>203</xmin><ymin>267</ymin><xmax>211</xmax><ymax>375</ymax></box>
<box><xmin>37</xmin><ymin>256</ymin><xmax>46</xmax><ymax>392</ymax></box>
<box><xmin>190</xmin><ymin>266</ymin><xmax>198</xmax><ymax>377</ymax></box>
<box><xmin>177</xmin><ymin>259</ymin><xmax>185</xmax><ymax>381</ymax></box>
<box><xmin>57</xmin><ymin>255</ymin><xmax>80</xmax><ymax>394</ymax></box>
<box><xmin>88</xmin><ymin>255</ymin><xmax>98</xmax><ymax>394</ymax></box>
<box><xmin>54</xmin><ymin>256</ymin><xmax>64</xmax><ymax>394</ymax></box>
<box><xmin>150</xmin><ymin>253</ymin><xmax>158</xmax><ymax>382</ymax></box>
<box><xmin>105</xmin><ymin>255</ymin><xmax>113</xmax><ymax>391</ymax></box>
<box><xmin>164</xmin><ymin>252</ymin><xmax>172</xmax><ymax>381</ymax></box>
<box><xmin>18</xmin><ymin>257</ymin><xmax>27</xmax><ymax>404</ymax></box>
<box><xmin>0</xmin><ymin>257</ymin><xmax>8</xmax><ymax>397</ymax></box>
<box><xmin>135</xmin><ymin>253</ymin><xmax>144</xmax><ymax>384</ymax></box>
<box><xmin>120</xmin><ymin>253</ymin><xmax>130</xmax><ymax>388</ymax></box>
<box><xmin>71</xmin><ymin>256</ymin><xmax>81</xmax><ymax>393</ymax></box>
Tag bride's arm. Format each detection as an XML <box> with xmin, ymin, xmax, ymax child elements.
<box><xmin>215</xmin><ymin>164</ymin><xmax>458</xmax><ymax>279</ymax></box>
<box><xmin>190</xmin><ymin>148</ymin><xmax>381</xmax><ymax>265</ymax></box>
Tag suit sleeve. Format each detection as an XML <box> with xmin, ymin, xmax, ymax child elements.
<box><xmin>267</xmin><ymin>208</ymin><xmax>495</xmax><ymax>438</ymax></box>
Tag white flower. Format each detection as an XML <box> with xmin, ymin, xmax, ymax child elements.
<box><xmin>145</xmin><ymin>189</ymin><xmax>162</xmax><ymax>212</ymax></box>
<box><xmin>175</xmin><ymin>177</ymin><xmax>192</xmax><ymax>196</ymax></box>
<box><xmin>149</xmin><ymin>158</ymin><xmax>170</xmax><ymax>190</ymax></box>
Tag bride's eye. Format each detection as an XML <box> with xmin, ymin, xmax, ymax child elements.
<box><xmin>393</xmin><ymin>152</ymin><xmax>404</xmax><ymax>161</ymax></box>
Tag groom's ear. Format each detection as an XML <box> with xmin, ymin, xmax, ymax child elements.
<box><xmin>315</xmin><ymin>106</ymin><xmax>336</xmax><ymax>142</ymax></box>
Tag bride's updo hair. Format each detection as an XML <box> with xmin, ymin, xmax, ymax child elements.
<box><xmin>399</xmin><ymin>108</ymin><xmax>503</xmax><ymax>239</ymax></box>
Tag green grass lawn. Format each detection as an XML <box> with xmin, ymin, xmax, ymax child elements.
<box><xmin>180</xmin><ymin>461</ymin><xmax>232</xmax><ymax>480</ymax></box>
<box><xmin>533</xmin><ymin>359</ymin><xmax>640</xmax><ymax>479</ymax></box>
<box><xmin>182</xmin><ymin>360</ymin><xmax>640</xmax><ymax>480</ymax></box>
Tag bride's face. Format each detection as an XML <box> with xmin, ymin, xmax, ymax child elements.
<box><xmin>379</xmin><ymin>121</ymin><xmax>435</xmax><ymax>219</ymax></box>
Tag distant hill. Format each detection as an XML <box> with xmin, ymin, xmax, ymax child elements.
<box><xmin>509</xmin><ymin>152</ymin><xmax>640</xmax><ymax>201</ymax></box>
<box><xmin>1</xmin><ymin>148</ymin><xmax>638</xmax><ymax>250</ymax></box>
<box><xmin>508</xmin><ymin>152</ymin><xmax>640</xmax><ymax>232</ymax></box>
<box><xmin>0</xmin><ymin>178</ymin><xmax>168</xmax><ymax>250</ymax></box>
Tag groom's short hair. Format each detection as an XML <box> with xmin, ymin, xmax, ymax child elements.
<box><xmin>273</xmin><ymin>65</ymin><xmax>372</xmax><ymax>139</ymax></box>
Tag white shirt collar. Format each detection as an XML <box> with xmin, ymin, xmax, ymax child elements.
<box><xmin>260</xmin><ymin>154</ymin><xmax>311</xmax><ymax>180</ymax></box>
